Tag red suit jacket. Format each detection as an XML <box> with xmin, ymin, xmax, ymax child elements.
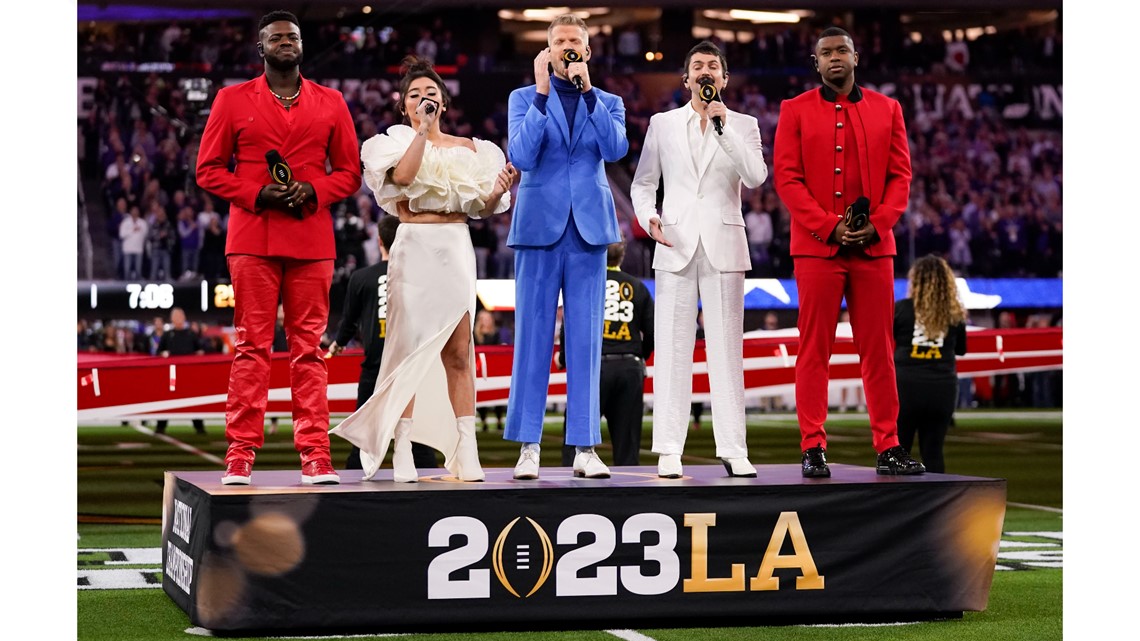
<box><xmin>196</xmin><ymin>74</ymin><xmax>361</xmax><ymax>260</ymax></box>
<box><xmin>773</xmin><ymin>84</ymin><xmax>911</xmax><ymax>258</ymax></box>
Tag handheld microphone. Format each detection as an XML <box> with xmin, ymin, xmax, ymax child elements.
<box><xmin>266</xmin><ymin>150</ymin><xmax>304</xmax><ymax>219</ymax></box>
<box><xmin>266</xmin><ymin>149</ymin><xmax>292</xmax><ymax>185</ymax></box>
<box><xmin>698</xmin><ymin>79</ymin><xmax>723</xmax><ymax>136</ymax></box>
<box><xmin>562</xmin><ymin>49</ymin><xmax>584</xmax><ymax>91</ymax></box>
<box><xmin>420</xmin><ymin>97</ymin><xmax>439</xmax><ymax>115</ymax></box>
<box><xmin>845</xmin><ymin>196</ymin><xmax>870</xmax><ymax>231</ymax></box>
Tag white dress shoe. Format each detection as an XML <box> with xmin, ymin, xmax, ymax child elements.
<box><xmin>513</xmin><ymin>446</ymin><xmax>540</xmax><ymax>480</ymax></box>
<box><xmin>657</xmin><ymin>454</ymin><xmax>683</xmax><ymax>479</ymax></box>
<box><xmin>392</xmin><ymin>420</ymin><xmax>419</xmax><ymax>483</ymax></box>
<box><xmin>573</xmin><ymin>449</ymin><xmax>611</xmax><ymax>478</ymax></box>
<box><xmin>721</xmin><ymin>457</ymin><xmax>757</xmax><ymax>478</ymax></box>
<box><xmin>454</xmin><ymin>416</ymin><xmax>485</xmax><ymax>482</ymax></box>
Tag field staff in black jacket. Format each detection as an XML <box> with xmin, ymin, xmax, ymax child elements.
<box><xmin>326</xmin><ymin>215</ymin><xmax>438</xmax><ymax>471</ymax></box>
<box><xmin>893</xmin><ymin>255</ymin><xmax>968</xmax><ymax>474</ymax></box>
<box><xmin>559</xmin><ymin>240</ymin><xmax>655</xmax><ymax>466</ymax></box>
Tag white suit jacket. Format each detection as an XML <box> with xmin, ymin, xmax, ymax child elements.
<box><xmin>631</xmin><ymin>104</ymin><xmax>768</xmax><ymax>273</ymax></box>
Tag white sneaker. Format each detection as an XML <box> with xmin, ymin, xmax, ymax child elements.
<box><xmin>721</xmin><ymin>457</ymin><xmax>757</xmax><ymax>478</ymax></box>
<box><xmin>513</xmin><ymin>445</ymin><xmax>540</xmax><ymax>480</ymax></box>
<box><xmin>573</xmin><ymin>449</ymin><xmax>610</xmax><ymax>479</ymax></box>
<box><xmin>657</xmin><ymin>454</ymin><xmax>683</xmax><ymax>479</ymax></box>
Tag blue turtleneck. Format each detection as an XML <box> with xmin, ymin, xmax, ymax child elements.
<box><xmin>532</xmin><ymin>75</ymin><xmax>598</xmax><ymax>141</ymax></box>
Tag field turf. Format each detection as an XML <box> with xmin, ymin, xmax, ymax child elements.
<box><xmin>77</xmin><ymin>410</ymin><xmax>1062</xmax><ymax>641</ymax></box>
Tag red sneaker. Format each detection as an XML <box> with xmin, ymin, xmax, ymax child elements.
<box><xmin>301</xmin><ymin>460</ymin><xmax>340</xmax><ymax>485</ymax></box>
<box><xmin>222</xmin><ymin>459</ymin><xmax>252</xmax><ymax>485</ymax></box>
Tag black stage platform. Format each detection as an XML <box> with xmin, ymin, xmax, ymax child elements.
<box><xmin>162</xmin><ymin>465</ymin><xmax>1006</xmax><ymax>632</ymax></box>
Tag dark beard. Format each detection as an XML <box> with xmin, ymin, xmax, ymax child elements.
<box><xmin>265</xmin><ymin>51</ymin><xmax>302</xmax><ymax>72</ymax></box>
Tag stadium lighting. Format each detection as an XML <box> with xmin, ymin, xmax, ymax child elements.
<box><xmin>702</xmin><ymin>10</ymin><xmax>805</xmax><ymax>24</ymax></box>
<box><xmin>498</xmin><ymin>8</ymin><xmax>610</xmax><ymax>22</ymax></box>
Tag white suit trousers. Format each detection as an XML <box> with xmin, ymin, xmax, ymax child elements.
<box><xmin>651</xmin><ymin>240</ymin><xmax>748</xmax><ymax>459</ymax></box>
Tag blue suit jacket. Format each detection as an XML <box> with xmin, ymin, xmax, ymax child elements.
<box><xmin>506</xmin><ymin>84</ymin><xmax>629</xmax><ymax>248</ymax></box>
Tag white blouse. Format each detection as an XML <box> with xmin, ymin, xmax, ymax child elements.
<box><xmin>361</xmin><ymin>124</ymin><xmax>510</xmax><ymax>219</ymax></box>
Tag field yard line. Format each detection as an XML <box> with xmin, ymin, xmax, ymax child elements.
<box><xmin>1007</xmin><ymin>501</ymin><xmax>1063</xmax><ymax>514</ymax></box>
<box><xmin>606</xmin><ymin>631</ymin><xmax>659</xmax><ymax>641</ymax></box>
<box><xmin>133</xmin><ymin>424</ymin><xmax>224</xmax><ymax>465</ymax></box>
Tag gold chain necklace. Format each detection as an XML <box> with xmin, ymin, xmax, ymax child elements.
<box><xmin>269</xmin><ymin>79</ymin><xmax>302</xmax><ymax>101</ymax></box>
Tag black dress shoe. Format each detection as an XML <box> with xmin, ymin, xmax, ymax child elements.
<box><xmin>801</xmin><ymin>446</ymin><xmax>831</xmax><ymax>478</ymax></box>
<box><xmin>876</xmin><ymin>446</ymin><xmax>926</xmax><ymax>475</ymax></box>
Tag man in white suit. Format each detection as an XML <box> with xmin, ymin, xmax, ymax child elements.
<box><xmin>631</xmin><ymin>40</ymin><xmax>768</xmax><ymax>478</ymax></box>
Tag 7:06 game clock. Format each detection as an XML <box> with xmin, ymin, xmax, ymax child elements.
<box><xmin>78</xmin><ymin>279</ymin><xmax>235</xmax><ymax>320</ymax></box>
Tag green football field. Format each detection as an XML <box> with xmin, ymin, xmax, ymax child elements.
<box><xmin>77</xmin><ymin>410</ymin><xmax>1062</xmax><ymax>641</ymax></box>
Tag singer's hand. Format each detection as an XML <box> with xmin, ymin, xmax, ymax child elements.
<box><xmin>842</xmin><ymin>221</ymin><xmax>877</xmax><ymax>247</ymax></box>
<box><xmin>490</xmin><ymin>162</ymin><xmax>517</xmax><ymax>201</ymax></box>
<box><xmin>832</xmin><ymin>219</ymin><xmax>851</xmax><ymax>244</ymax></box>
<box><xmin>258</xmin><ymin>184</ymin><xmax>293</xmax><ymax>210</ymax></box>
<box><xmin>648</xmin><ymin>217</ymin><xmax>674</xmax><ymax>247</ymax></box>
<box><xmin>324</xmin><ymin>341</ymin><xmax>343</xmax><ymax>359</ymax></box>
<box><xmin>534</xmin><ymin>48</ymin><xmax>552</xmax><ymax>95</ymax></box>
<box><xmin>284</xmin><ymin>181</ymin><xmax>314</xmax><ymax>207</ymax></box>
<box><xmin>415</xmin><ymin>99</ymin><xmax>439</xmax><ymax>131</ymax></box>
<box><xmin>706</xmin><ymin>101</ymin><xmax>728</xmax><ymax>125</ymax></box>
<box><xmin>566</xmin><ymin>61</ymin><xmax>591</xmax><ymax>92</ymax></box>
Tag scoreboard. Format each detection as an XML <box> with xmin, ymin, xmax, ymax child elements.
<box><xmin>78</xmin><ymin>280</ymin><xmax>236</xmax><ymax>319</ymax></box>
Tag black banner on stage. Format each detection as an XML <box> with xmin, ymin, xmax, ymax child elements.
<box><xmin>162</xmin><ymin>466</ymin><xmax>1005</xmax><ymax>632</ymax></box>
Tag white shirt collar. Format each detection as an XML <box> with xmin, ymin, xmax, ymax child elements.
<box><xmin>686</xmin><ymin>102</ymin><xmax>705</xmax><ymax>125</ymax></box>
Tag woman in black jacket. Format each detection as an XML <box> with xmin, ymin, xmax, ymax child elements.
<box><xmin>893</xmin><ymin>255</ymin><xmax>968</xmax><ymax>473</ymax></box>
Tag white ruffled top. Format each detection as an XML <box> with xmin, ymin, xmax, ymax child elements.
<box><xmin>361</xmin><ymin>124</ymin><xmax>510</xmax><ymax>219</ymax></box>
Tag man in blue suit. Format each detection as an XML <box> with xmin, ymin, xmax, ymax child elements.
<box><xmin>505</xmin><ymin>13</ymin><xmax>629</xmax><ymax>479</ymax></box>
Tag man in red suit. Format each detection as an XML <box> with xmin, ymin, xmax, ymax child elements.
<box><xmin>196</xmin><ymin>10</ymin><xmax>362</xmax><ymax>485</ymax></box>
<box><xmin>774</xmin><ymin>26</ymin><xmax>924</xmax><ymax>477</ymax></box>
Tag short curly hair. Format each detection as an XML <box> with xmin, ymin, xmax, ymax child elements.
<box><xmin>258</xmin><ymin>10</ymin><xmax>299</xmax><ymax>34</ymax></box>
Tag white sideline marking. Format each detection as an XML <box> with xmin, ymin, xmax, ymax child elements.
<box><xmin>133</xmin><ymin>424</ymin><xmax>224</xmax><ymax>465</ymax></box>
<box><xmin>186</xmin><ymin>629</ymin><xmax>407</xmax><ymax>638</ymax></box>
<box><xmin>606</xmin><ymin>631</ymin><xmax>659</xmax><ymax>641</ymax></box>
<box><xmin>1007</xmin><ymin>502</ymin><xmax>1063</xmax><ymax>514</ymax></box>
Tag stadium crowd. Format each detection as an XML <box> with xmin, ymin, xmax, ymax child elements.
<box><xmin>76</xmin><ymin>11</ymin><xmax>1062</xmax><ymax>408</ymax></box>
<box><xmin>78</xmin><ymin>13</ymin><xmax>1060</xmax><ymax>78</ymax></box>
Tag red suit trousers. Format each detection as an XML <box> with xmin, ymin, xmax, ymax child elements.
<box><xmin>793</xmin><ymin>253</ymin><xmax>900</xmax><ymax>453</ymax></box>
<box><xmin>225</xmin><ymin>255</ymin><xmax>334</xmax><ymax>465</ymax></box>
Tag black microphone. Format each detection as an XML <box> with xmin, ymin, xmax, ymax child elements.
<box><xmin>845</xmin><ymin>196</ymin><xmax>870</xmax><ymax>231</ymax></box>
<box><xmin>562</xmin><ymin>49</ymin><xmax>584</xmax><ymax>91</ymax></box>
<box><xmin>266</xmin><ymin>150</ymin><xmax>304</xmax><ymax>219</ymax></box>
<box><xmin>420</xmin><ymin>97</ymin><xmax>439</xmax><ymax>115</ymax></box>
<box><xmin>698</xmin><ymin>78</ymin><xmax>723</xmax><ymax>136</ymax></box>
<box><xmin>266</xmin><ymin>149</ymin><xmax>292</xmax><ymax>185</ymax></box>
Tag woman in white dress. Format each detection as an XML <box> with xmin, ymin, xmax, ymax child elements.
<box><xmin>331</xmin><ymin>57</ymin><xmax>516</xmax><ymax>482</ymax></box>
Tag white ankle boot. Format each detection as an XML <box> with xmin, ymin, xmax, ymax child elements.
<box><xmin>454</xmin><ymin>416</ymin><xmax>485</xmax><ymax>482</ymax></box>
<box><xmin>392</xmin><ymin>419</ymin><xmax>419</xmax><ymax>483</ymax></box>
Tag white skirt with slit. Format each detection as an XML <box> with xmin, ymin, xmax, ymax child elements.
<box><xmin>329</xmin><ymin>222</ymin><xmax>476</xmax><ymax>479</ymax></box>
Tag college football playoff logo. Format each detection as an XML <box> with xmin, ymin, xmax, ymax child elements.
<box><xmin>492</xmin><ymin>517</ymin><xmax>553</xmax><ymax>598</ymax></box>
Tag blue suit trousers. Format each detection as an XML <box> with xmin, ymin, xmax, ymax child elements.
<box><xmin>505</xmin><ymin>219</ymin><xmax>605</xmax><ymax>446</ymax></box>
